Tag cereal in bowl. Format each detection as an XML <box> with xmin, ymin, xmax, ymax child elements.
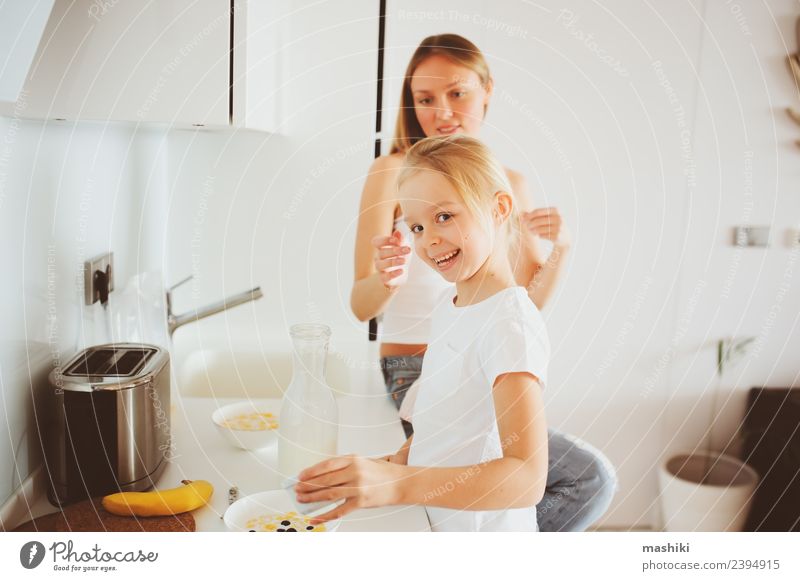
<box><xmin>245</xmin><ymin>511</ymin><xmax>326</xmax><ymax>532</ymax></box>
<box><xmin>219</xmin><ymin>412</ymin><xmax>278</xmax><ymax>431</ymax></box>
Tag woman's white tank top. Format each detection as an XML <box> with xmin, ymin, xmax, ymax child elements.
<box><xmin>380</xmin><ymin>218</ymin><xmax>453</xmax><ymax>344</ymax></box>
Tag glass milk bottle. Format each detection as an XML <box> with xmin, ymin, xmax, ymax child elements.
<box><xmin>278</xmin><ymin>324</ymin><xmax>339</xmax><ymax>477</ymax></box>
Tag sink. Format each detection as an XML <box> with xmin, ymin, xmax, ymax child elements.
<box><xmin>176</xmin><ymin>346</ymin><xmax>371</xmax><ymax>398</ymax></box>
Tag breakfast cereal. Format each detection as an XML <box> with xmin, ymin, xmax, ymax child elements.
<box><xmin>220</xmin><ymin>412</ymin><xmax>278</xmax><ymax>431</ymax></box>
<box><xmin>244</xmin><ymin>511</ymin><xmax>326</xmax><ymax>532</ymax></box>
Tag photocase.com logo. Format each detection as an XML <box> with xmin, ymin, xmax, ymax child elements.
<box><xmin>20</xmin><ymin>541</ymin><xmax>46</xmax><ymax>569</ymax></box>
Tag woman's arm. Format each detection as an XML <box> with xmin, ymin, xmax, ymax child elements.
<box><xmin>350</xmin><ymin>155</ymin><xmax>406</xmax><ymax>322</ymax></box>
<box><xmin>294</xmin><ymin>372</ymin><xmax>548</xmax><ymax>520</ymax></box>
<box><xmin>379</xmin><ymin>435</ymin><xmax>413</xmax><ymax>464</ymax></box>
<box><xmin>506</xmin><ymin>170</ymin><xmax>571</xmax><ymax>310</ymax></box>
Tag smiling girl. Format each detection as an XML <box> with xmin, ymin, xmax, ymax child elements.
<box><xmin>296</xmin><ymin>135</ymin><xmax>549</xmax><ymax>531</ymax></box>
<box><xmin>350</xmin><ymin>34</ymin><xmax>614</xmax><ymax>531</ymax></box>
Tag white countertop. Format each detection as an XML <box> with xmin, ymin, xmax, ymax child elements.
<box><xmin>17</xmin><ymin>390</ymin><xmax>430</xmax><ymax>532</ymax></box>
<box><xmin>170</xmin><ymin>394</ymin><xmax>430</xmax><ymax>532</ymax></box>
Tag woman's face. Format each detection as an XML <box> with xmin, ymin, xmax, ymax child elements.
<box><xmin>399</xmin><ymin>169</ymin><xmax>494</xmax><ymax>285</ymax></box>
<box><xmin>410</xmin><ymin>55</ymin><xmax>492</xmax><ymax>138</ymax></box>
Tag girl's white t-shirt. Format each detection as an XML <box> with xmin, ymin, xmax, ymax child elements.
<box><xmin>406</xmin><ymin>286</ymin><xmax>550</xmax><ymax>532</ymax></box>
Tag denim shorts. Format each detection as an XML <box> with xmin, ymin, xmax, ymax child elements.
<box><xmin>380</xmin><ymin>355</ymin><xmax>616</xmax><ymax>530</ymax></box>
<box><xmin>380</xmin><ymin>355</ymin><xmax>424</xmax><ymax>438</ymax></box>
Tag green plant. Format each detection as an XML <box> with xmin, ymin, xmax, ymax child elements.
<box><xmin>701</xmin><ymin>336</ymin><xmax>756</xmax><ymax>482</ymax></box>
<box><xmin>717</xmin><ymin>336</ymin><xmax>756</xmax><ymax>376</ymax></box>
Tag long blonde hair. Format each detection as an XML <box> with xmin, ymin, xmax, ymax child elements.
<box><xmin>390</xmin><ymin>34</ymin><xmax>492</xmax><ymax>154</ymax></box>
<box><xmin>397</xmin><ymin>135</ymin><xmax>520</xmax><ymax>247</ymax></box>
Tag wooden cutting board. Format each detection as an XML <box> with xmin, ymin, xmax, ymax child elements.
<box><xmin>12</xmin><ymin>497</ymin><xmax>195</xmax><ymax>532</ymax></box>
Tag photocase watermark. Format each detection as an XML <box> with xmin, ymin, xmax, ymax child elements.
<box><xmin>190</xmin><ymin>175</ymin><xmax>215</xmax><ymax>300</ymax></box>
<box><xmin>526</xmin><ymin>245</ymin><xmax>569</xmax><ymax>294</ymax></box>
<box><xmin>396</xmin><ymin>9</ymin><xmax>529</xmax><ymax>38</ymax></box>
<box><xmin>20</xmin><ymin>541</ymin><xmax>46</xmax><ymax>570</ymax></box>
<box><xmin>75</xmin><ymin>177</ymin><xmax>94</xmax><ymax>309</ymax></box>
<box><xmin>557</xmin><ymin>10</ymin><xmax>629</xmax><ymax>77</ymax></box>
<box><xmin>749</xmin><ymin>244</ymin><xmax>798</xmax><ymax>361</ymax></box>
<box><xmin>302</xmin><ymin>301</ymin><xmax>389</xmax><ymax>373</ymax></box>
<box><xmin>48</xmin><ymin>540</ymin><xmax>157</xmax><ymax>573</ymax></box>
<box><xmin>21</xmin><ymin>539</ymin><xmax>159</xmax><ymax>572</ymax></box>
<box><xmin>500</xmin><ymin>430</ymin><xmax>521</xmax><ymax>451</ymax></box>
<box><xmin>381</xmin><ymin>358</ymin><xmax>410</xmax><ymax>371</ymax></box>
<box><xmin>652</xmin><ymin>60</ymin><xmax>696</xmax><ymax>190</ymax></box>
<box><xmin>720</xmin><ymin>149</ymin><xmax>754</xmax><ymax>300</ymax></box>
<box><xmin>87</xmin><ymin>0</ymin><xmax>121</xmax><ymax>22</ymax></box>
<box><xmin>594</xmin><ymin>275</ymin><xmax>654</xmax><ymax>380</ymax></box>
<box><xmin>537</xmin><ymin>484</ymin><xmax>572</xmax><ymax>517</ymax></box>
<box><xmin>498</xmin><ymin>89</ymin><xmax>573</xmax><ymax>173</ymax></box>
<box><xmin>284</xmin><ymin>140</ymin><xmax>370</xmax><ymax>221</ymax></box>
<box><xmin>137</xmin><ymin>8</ymin><xmax>233</xmax><ymax>119</ymax></box>
<box><xmin>422</xmin><ymin>464</ymin><xmax>483</xmax><ymax>502</ymax></box>
<box><xmin>641</xmin><ymin>279</ymin><xmax>707</xmax><ymax>398</ymax></box>
<box><xmin>0</xmin><ymin>88</ymin><xmax>28</xmax><ymax>211</ymax></box>
<box><xmin>725</xmin><ymin>0</ymin><xmax>753</xmax><ymax>37</ymax></box>
<box><xmin>146</xmin><ymin>383</ymin><xmax>178</xmax><ymax>461</ymax></box>
<box><xmin>47</xmin><ymin>245</ymin><xmax>65</xmax><ymax>395</ymax></box>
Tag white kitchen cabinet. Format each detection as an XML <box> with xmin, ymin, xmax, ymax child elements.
<box><xmin>230</xmin><ymin>0</ymin><xmax>285</xmax><ymax>132</ymax></box>
<box><xmin>0</xmin><ymin>0</ymin><xmax>55</xmax><ymax>114</ymax></box>
<box><xmin>21</xmin><ymin>0</ymin><xmax>229</xmax><ymax>126</ymax></box>
<box><xmin>16</xmin><ymin>0</ymin><xmax>284</xmax><ymax>131</ymax></box>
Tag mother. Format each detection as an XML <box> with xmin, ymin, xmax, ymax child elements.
<box><xmin>351</xmin><ymin>34</ymin><xmax>615</xmax><ymax>531</ymax></box>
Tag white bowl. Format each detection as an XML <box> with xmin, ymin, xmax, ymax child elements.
<box><xmin>223</xmin><ymin>490</ymin><xmax>340</xmax><ymax>533</ymax></box>
<box><xmin>211</xmin><ymin>401</ymin><xmax>280</xmax><ymax>450</ymax></box>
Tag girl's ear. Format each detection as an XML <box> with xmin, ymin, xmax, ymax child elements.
<box><xmin>493</xmin><ymin>191</ymin><xmax>513</xmax><ymax>224</ymax></box>
<box><xmin>484</xmin><ymin>77</ymin><xmax>494</xmax><ymax>107</ymax></box>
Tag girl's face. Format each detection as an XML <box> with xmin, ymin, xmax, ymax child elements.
<box><xmin>399</xmin><ymin>170</ymin><xmax>495</xmax><ymax>285</ymax></box>
<box><xmin>410</xmin><ymin>55</ymin><xmax>492</xmax><ymax>139</ymax></box>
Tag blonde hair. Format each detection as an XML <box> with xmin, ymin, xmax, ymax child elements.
<box><xmin>398</xmin><ymin>135</ymin><xmax>520</xmax><ymax>246</ymax></box>
<box><xmin>390</xmin><ymin>34</ymin><xmax>492</xmax><ymax>154</ymax></box>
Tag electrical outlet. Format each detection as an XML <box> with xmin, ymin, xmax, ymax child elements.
<box><xmin>84</xmin><ymin>252</ymin><xmax>114</xmax><ymax>305</ymax></box>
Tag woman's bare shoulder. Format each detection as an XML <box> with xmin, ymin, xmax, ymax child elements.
<box><xmin>369</xmin><ymin>153</ymin><xmax>405</xmax><ymax>174</ymax></box>
<box><xmin>359</xmin><ymin>153</ymin><xmax>406</xmax><ymax>214</ymax></box>
<box><xmin>504</xmin><ymin>167</ymin><xmax>527</xmax><ymax>192</ymax></box>
<box><xmin>362</xmin><ymin>154</ymin><xmax>405</xmax><ymax>203</ymax></box>
<box><xmin>504</xmin><ymin>166</ymin><xmax>534</xmax><ymax>210</ymax></box>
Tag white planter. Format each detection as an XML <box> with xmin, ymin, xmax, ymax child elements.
<box><xmin>658</xmin><ymin>453</ymin><xmax>759</xmax><ymax>531</ymax></box>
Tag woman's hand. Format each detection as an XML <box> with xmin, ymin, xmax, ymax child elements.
<box><xmin>294</xmin><ymin>455</ymin><xmax>405</xmax><ymax>522</ymax></box>
<box><xmin>371</xmin><ymin>230</ymin><xmax>411</xmax><ymax>289</ymax></box>
<box><xmin>521</xmin><ymin>207</ymin><xmax>571</xmax><ymax>249</ymax></box>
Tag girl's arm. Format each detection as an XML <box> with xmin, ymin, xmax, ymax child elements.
<box><xmin>350</xmin><ymin>155</ymin><xmax>407</xmax><ymax>322</ymax></box>
<box><xmin>294</xmin><ymin>372</ymin><xmax>547</xmax><ymax>521</ymax></box>
<box><xmin>506</xmin><ymin>170</ymin><xmax>571</xmax><ymax>310</ymax></box>
<box><xmin>401</xmin><ymin>371</ymin><xmax>547</xmax><ymax>508</ymax></box>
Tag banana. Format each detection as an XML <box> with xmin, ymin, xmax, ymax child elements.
<box><xmin>102</xmin><ymin>480</ymin><xmax>213</xmax><ymax>517</ymax></box>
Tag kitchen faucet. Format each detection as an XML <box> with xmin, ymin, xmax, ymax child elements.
<box><xmin>166</xmin><ymin>275</ymin><xmax>263</xmax><ymax>336</ymax></box>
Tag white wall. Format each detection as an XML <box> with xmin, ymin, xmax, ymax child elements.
<box><xmin>662</xmin><ymin>0</ymin><xmax>800</xmax><ymax>509</ymax></box>
<box><xmin>162</xmin><ymin>0</ymin><xmax>798</xmax><ymax>529</ymax></box>
<box><xmin>382</xmin><ymin>0</ymin><xmax>704</xmax><ymax>529</ymax></box>
<box><xmin>0</xmin><ymin>111</ymin><xmax>168</xmax><ymax>509</ymax></box>
<box><xmin>166</xmin><ymin>1</ymin><xmax>378</xmax><ymax>356</ymax></box>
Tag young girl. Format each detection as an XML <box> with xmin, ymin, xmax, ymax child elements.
<box><xmin>352</xmin><ymin>33</ymin><xmax>614</xmax><ymax>532</ymax></box>
<box><xmin>295</xmin><ymin>135</ymin><xmax>549</xmax><ymax>531</ymax></box>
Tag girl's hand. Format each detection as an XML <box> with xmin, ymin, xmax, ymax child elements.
<box><xmin>371</xmin><ymin>230</ymin><xmax>411</xmax><ymax>289</ymax></box>
<box><xmin>521</xmin><ymin>207</ymin><xmax>571</xmax><ymax>249</ymax></box>
<box><xmin>294</xmin><ymin>454</ymin><xmax>404</xmax><ymax>523</ymax></box>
